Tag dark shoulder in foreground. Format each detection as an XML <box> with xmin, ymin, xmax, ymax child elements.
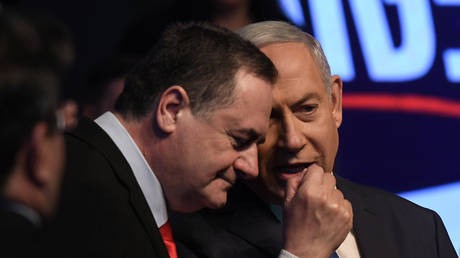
<box><xmin>336</xmin><ymin>174</ymin><xmax>458</xmax><ymax>258</ymax></box>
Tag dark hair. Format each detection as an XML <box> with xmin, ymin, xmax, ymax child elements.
<box><xmin>0</xmin><ymin>10</ymin><xmax>74</xmax><ymax>77</ymax></box>
<box><xmin>119</xmin><ymin>0</ymin><xmax>290</xmax><ymax>56</ymax></box>
<box><xmin>0</xmin><ymin>70</ymin><xmax>59</xmax><ymax>187</ymax></box>
<box><xmin>0</xmin><ymin>11</ymin><xmax>61</xmax><ymax>187</ymax></box>
<box><xmin>115</xmin><ymin>22</ymin><xmax>277</xmax><ymax>119</ymax></box>
<box><xmin>81</xmin><ymin>55</ymin><xmax>139</xmax><ymax>111</ymax></box>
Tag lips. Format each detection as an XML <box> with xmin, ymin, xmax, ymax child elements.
<box><xmin>276</xmin><ymin>162</ymin><xmax>313</xmax><ymax>180</ymax></box>
<box><xmin>216</xmin><ymin>172</ymin><xmax>236</xmax><ymax>186</ymax></box>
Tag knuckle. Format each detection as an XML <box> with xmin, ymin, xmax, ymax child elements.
<box><xmin>342</xmin><ymin>209</ymin><xmax>352</xmax><ymax>221</ymax></box>
<box><xmin>302</xmin><ymin>190</ymin><xmax>329</xmax><ymax>209</ymax></box>
<box><xmin>324</xmin><ymin>171</ymin><xmax>334</xmax><ymax>180</ymax></box>
<box><xmin>340</xmin><ymin>204</ymin><xmax>353</xmax><ymax>222</ymax></box>
<box><xmin>331</xmin><ymin>174</ymin><xmax>337</xmax><ymax>185</ymax></box>
<box><xmin>334</xmin><ymin>189</ymin><xmax>344</xmax><ymax>199</ymax></box>
<box><xmin>316</xmin><ymin>193</ymin><xmax>328</xmax><ymax>205</ymax></box>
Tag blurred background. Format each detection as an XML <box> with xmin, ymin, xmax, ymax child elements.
<box><xmin>2</xmin><ymin>0</ymin><xmax>459</xmax><ymax>253</ymax></box>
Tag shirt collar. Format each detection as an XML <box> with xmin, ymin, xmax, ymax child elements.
<box><xmin>95</xmin><ymin>111</ymin><xmax>168</xmax><ymax>227</ymax></box>
<box><xmin>0</xmin><ymin>198</ymin><xmax>42</xmax><ymax>227</ymax></box>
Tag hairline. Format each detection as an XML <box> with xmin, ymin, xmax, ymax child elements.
<box><xmin>186</xmin><ymin>66</ymin><xmax>273</xmax><ymax>119</ymax></box>
<box><xmin>237</xmin><ymin>21</ymin><xmax>332</xmax><ymax>95</ymax></box>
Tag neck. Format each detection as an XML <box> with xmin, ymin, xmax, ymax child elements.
<box><xmin>244</xmin><ymin>179</ymin><xmax>284</xmax><ymax>205</ymax></box>
<box><xmin>114</xmin><ymin>112</ymin><xmax>161</xmax><ymax>173</ymax></box>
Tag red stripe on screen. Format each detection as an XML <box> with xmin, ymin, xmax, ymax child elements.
<box><xmin>342</xmin><ymin>94</ymin><xmax>460</xmax><ymax>119</ymax></box>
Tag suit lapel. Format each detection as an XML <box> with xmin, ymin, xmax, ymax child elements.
<box><xmin>70</xmin><ymin>118</ymin><xmax>170</xmax><ymax>258</ymax></box>
<box><xmin>224</xmin><ymin>184</ymin><xmax>283</xmax><ymax>257</ymax></box>
<box><xmin>227</xmin><ymin>178</ymin><xmax>390</xmax><ymax>258</ymax></box>
<box><xmin>336</xmin><ymin>175</ymin><xmax>395</xmax><ymax>258</ymax></box>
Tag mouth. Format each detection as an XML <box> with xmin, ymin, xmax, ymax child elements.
<box><xmin>216</xmin><ymin>172</ymin><xmax>236</xmax><ymax>187</ymax></box>
<box><xmin>276</xmin><ymin>162</ymin><xmax>314</xmax><ymax>180</ymax></box>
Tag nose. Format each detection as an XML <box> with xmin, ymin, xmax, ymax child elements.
<box><xmin>279</xmin><ymin>113</ymin><xmax>306</xmax><ymax>152</ymax></box>
<box><xmin>233</xmin><ymin>143</ymin><xmax>259</xmax><ymax>180</ymax></box>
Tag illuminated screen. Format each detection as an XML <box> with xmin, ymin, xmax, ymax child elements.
<box><xmin>279</xmin><ymin>0</ymin><xmax>460</xmax><ymax>253</ymax></box>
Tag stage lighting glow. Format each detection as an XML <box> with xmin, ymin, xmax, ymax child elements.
<box><xmin>348</xmin><ymin>0</ymin><xmax>435</xmax><ymax>82</ymax></box>
<box><xmin>308</xmin><ymin>0</ymin><xmax>355</xmax><ymax>81</ymax></box>
<box><xmin>433</xmin><ymin>0</ymin><xmax>460</xmax><ymax>5</ymax></box>
<box><xmin>443</xmin><ymin>49</ymin><xmax>460</xmax><ymax>82</ymax></box>
<box><xmin>278</xmin><ymin>0</ymin><xmax>306</xmax><ymax>27</ymax></box>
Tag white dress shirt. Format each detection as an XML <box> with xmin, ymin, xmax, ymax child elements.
<box><xmin>95</xmin><ymin>111</ymin><xmax>168</xmax><ymax>228</ymax></box>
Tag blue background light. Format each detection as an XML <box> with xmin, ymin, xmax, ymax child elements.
<box><xmin>444</xmin><ymin>49</ymin><xmax>460</xmax><ymax>82</ymax></box>
<box><xmin>278</xmin><ymin>0</ymin><xmax>306</xmax><ymax>27</ymax></box>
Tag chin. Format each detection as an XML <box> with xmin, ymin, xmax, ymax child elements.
<box><xmin>167</xmin><ymin>198</ymin><xmax>203</xmax><ymax>213</ymax></box>
<box><xmin>204</xmin><ymin>195</ymin><xmax>227</xmax><ymax>210</ymax></box>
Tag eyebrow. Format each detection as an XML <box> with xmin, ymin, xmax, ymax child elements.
<box><xmin>291</xmin><ymin>92</ymin><xmax>322</xmax><ymax>108</ymax></box>
<box><xmin>271</xmin><ymin>92</ymin><xmax>322</xmax><ymax>118</ymax></box>
<box><xmin>232</xmin><ymin>129</ymin><xmax>265</xmax><ymax>144</ymax></box>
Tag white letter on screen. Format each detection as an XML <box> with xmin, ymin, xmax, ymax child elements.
<box><xmin>349</xmin><ymin>0</ymin><xmax>435</xmax><ymax>82</ymax></box>
<box><xmin>308</xmin><ymin>0</ymin><xmax>355</xmax><ymax>81</ymax></box>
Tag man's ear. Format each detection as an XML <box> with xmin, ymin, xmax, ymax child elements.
<box><xmin>25</xmin><ymin>122</ymin><xmax>50</xmax><ymax>187</ymax></box>
<box><xmin>156</xmin><ymin>86</ymin><xmax>190</xmax><ymax>134</ymax></box>
<box><xmin>329</xmin><ymin>75</ymin><xmax>343</xmax><ymax>128</ymax></box>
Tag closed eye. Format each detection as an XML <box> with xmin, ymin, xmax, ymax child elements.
<box><xmin>231</xmin><ymin>136</ymin><xmax>254</xmax><ymax>150</ymax></box>
<box><xmin>229</xmin><ymin>129</ymin><xmax>263</xmax><ymax>150</ymax></box>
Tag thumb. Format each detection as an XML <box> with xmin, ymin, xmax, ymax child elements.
<box><xmin>284</xmin><ymin>172</ymin><xmax>305</xmax><ymax>209</ymax></box>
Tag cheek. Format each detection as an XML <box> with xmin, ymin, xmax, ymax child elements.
<box><xmin>45</xmin><ymin>135</ymin><xmax>65</xmax><ymax>172</ymax></box>
<box><xmin>257</xmin><ymin>130</ymin><xmax>282</xmax><ymax>179</ymax></box>
<box><xmin>257</xmin><ymin>143</ymin><xmax>275</xmax><ymax>175</ymax></box>
<box><xmin>257</xmin><ymin>127</ymin><xmax>278</xmax><ymax>164</ymax></box>
<box><xmin>313</xmin><ymin>122</ymin><xmax>339</xmax><ymax>172</ymax></box>
<box><xmin>199</xmin><ymin>179</ymin><xmax>231</xmax><ymax>209</ymax></box>
<box><xmin>196</xmin><ymin>153</ymin><xmax>236</xmax><ymax>184</ymax></box>
<box><xmin>257</xmin><ymin>147</ymin><xmax>283</xmax><ymax>189</ymax></box>
<box><xmin>57</xmin><ymin>136</ymin><xmax>66</xmax><ymax>170</ymax></box>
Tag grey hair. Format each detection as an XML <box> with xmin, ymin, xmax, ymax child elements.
<box><xmin>237</xmin><ymin>21</ymin><xmax>332</xmax><ymax>93</ymax></box>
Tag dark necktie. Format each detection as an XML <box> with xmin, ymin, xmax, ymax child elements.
<box><xmin>330</xmin><ymin>252</ymin><xmax>339</xmax><ymax>258</ymax></box>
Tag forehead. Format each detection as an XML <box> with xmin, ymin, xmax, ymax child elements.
<box><xmin>260</xmin><ymin>42</ymin><xmax>327</xmax><ymax>104</ymax></box>
<box><xmin>210</xmin><ymin>69</ymin><xmax>272</xmax><ymax>134</ymax></box>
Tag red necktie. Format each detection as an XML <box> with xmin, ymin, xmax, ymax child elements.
<box><xmin>159</xmin><ymin>221</ymin><xmax>178</xmax><ymax>258</ymax></box>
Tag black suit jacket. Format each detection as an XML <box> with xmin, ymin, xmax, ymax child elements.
<box><xmin>0</xmin><ymin>207</ymin><xmax>40</xmax><ymax>258</ymax></box>
<box><xmin>170</xmin><ymin>175</ymin><xmax>458</xmax><ymax>258</ymax></box>
<box><xmin>42</xmin><ymin>118</ymin><xmax>169</xmax><ymax>258</ymax></box>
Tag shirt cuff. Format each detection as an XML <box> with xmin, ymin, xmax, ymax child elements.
<box><xmin>279</xmin><ymin>249</ymin><xmax>299</xmax><ymax>258</ymax></box>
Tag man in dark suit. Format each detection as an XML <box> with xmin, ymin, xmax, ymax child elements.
<box><xmin>0</xmin><ymin>71</ymin><xmax>64</xmax><ymax>258</ymax></box>
<box><xmin>170</xmin><ymin>21</ymin><xmax>458</xmax><ymax>258</ymax></box>
<box><xmin>0</xmin><ymin>11</ymin><xmax>67</xmax><ymax>258</ymax></box>
<box><xmin>42</xmin><ymin>22</ymin><xmax>278</xmax><ymax>258</ymax></box>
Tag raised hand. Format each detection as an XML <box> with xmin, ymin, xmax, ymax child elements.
<box><xmin>282</xmin><ymin>164</ymin><xmax>353</xmax><ymax>258</ymax></box>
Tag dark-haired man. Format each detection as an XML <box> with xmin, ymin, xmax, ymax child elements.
<box><xmin>0</xmin><ymin>11</ymin><xmax>66</xmax><ymax>258</ymax></box>
<box><xmin>0</xmin><ymin>72</ymin><xmax>65</xmax><ymax>258</ymax></box>
<box><xmin>170</xmin><ymin>21</ymin><xmax>457</xmax><ymax>258</ymax></box>
<box><xmin>42</xmin><ymin>22</ymin><xmax>276</xmax><ymax>258</ymax></box>
<box><xmin>0</xmin><ymin>74</ymin><xmax>65</xmax><ymax>258</ymax></box>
